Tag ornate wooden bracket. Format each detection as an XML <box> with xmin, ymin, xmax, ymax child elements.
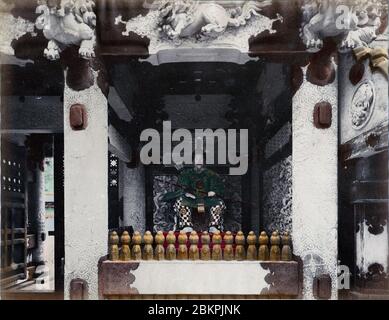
<box><xmin>313</xmin><ymin>101</ymin><xmax>332</xmax><ymax>129</ymax></box>
<box><xmin>306</xmin><ymin>42</ymin><xmax>337</xmax><ymax>86</ymax></box>
<box><xmin>70</xmin><ymin>278</ymin><xmax>89</xmax><ymax>300</ymax></box>
<box><xmin>69</xmin><ymin>103</ymin><xmax>88</xmax><ymax>130</ymax></box>
<box><xmin>354</xmin><ymin>47</ymin><xmax>388</xmax><ymax>77</ymax></box>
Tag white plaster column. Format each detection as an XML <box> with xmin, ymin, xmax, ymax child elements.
<box><xmin>63</xmin><ymin>72</ymin><xmax>108</xmax><ymax>300</ymax></box>
<box><xmin>121</xmin><ymin>162</ymin><xmax>146</xmax><ymax>234</ymax></box>
<box><xmin>28</xmin><ymin>166</ymin><xmax>46</xmax><ymax>264</ymax></box>
<box><xmin>292</xmin><ymin>65</ymin><xmax>338</xmax><ymax>299</ymax></box>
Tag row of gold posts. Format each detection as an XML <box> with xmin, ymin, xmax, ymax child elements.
<box><xmin>108</xmin><ymin>230</ymin><xmax>292</xmax><ymax>262</ymax></box>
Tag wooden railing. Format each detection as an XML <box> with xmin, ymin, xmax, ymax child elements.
<box><xmin>98</xmin><ymin>230</ymin><xmax>300</xmax><ymax>299</ymax></box>
<box><xmin>107</xmin><ymin>230</ymin><xmax>293</xmax><ymax>262</ymax></box>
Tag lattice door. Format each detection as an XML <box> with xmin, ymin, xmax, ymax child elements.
<box><xmin>1</xmin><ymin>139</ymin><xmax>27</xmax><ymax>287</ymax></box>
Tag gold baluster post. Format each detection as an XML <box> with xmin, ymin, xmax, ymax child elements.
<box><xmin>109</xmin><ymin>231</ymin><xmax>119</xmax><ymax>261</ymax></box>
<box><xmin>246</xmin><ymin>231</ymin><xmax>257</xmax><ymax>260</ymax></box>
<box><xmin>154</xmin><ymin>231</ymin><xmax>165</xmax><ymax>260</ymax></box>
<box><xmin>270</xmin><ymin>231</ymin><xmax>281</xmax><ymax>261</ymax></box>
<box><xmin>211</xmin><ymin>231</ymin><xmax>222</xmax><ymax>260</ymax></box>
<box><xmin>131</xmin><ymin>231</ymin><xmax>142</xmax><ymax>260</ymax></box>
<box><xmin>166</xmin><ymin>231</ymin><xmax>176</xmax><ymax>260</ymax></box>
<box><xmin>235</xmin><ymin>231</ymin><xmax>246</xmax><ymax>261</ymax></box>
<box><xmin>189</xmin><ymin>231</ymin><xmax>199</xmax><ymax>260</ymax></box>
<box><xmin>223</xmin><ymin>231</ymin><xmax>234</xmax><ymax>261</ymax></box>
<box><xmin>258</xmin><ymin>231</ymin><xmax>269</xmax><ymax>261</ymax></box>
<box><xmin>281</xmin><ymin>231</ymin><xmax>292</xmax><ymax>261</ymax></box>
<box><xmin>200</xmin><ymin>231</ymin><xmax>211</xmax><ymax>260</ymax></box>
<box><xmin>120</xmin><ymin>231</ymin><xmax>131</xmax><ymax>261</ymax></box>
<box><xmin>143</xmin><ymin>231</ymin><xmax>154</xmax><ymax>260</ymax></box>
<box><xmin>177</xmin><ymin>231</ymin><xmax>188</xmax><ymax>260</ymax></box>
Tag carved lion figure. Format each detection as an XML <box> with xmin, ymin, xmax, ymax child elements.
<box><xmin>157</xmin><ymin>0</ymin><xmax>272</xmax><ymax>40</ymax></box>
<box><xmin>35</xmin><ymin>0</ymin><xmax>96</xmax><ymax>60</ymax></box>
<box><xmin>301</xmin><ymin>0</ymin><xmax>387</xmax><ymax>52</ymax></box>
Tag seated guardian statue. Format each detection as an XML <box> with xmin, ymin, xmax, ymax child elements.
<box><xmin>161</xmin><ymin>155</ymin><xmax>226</xmax><ymax>233</ymax></box>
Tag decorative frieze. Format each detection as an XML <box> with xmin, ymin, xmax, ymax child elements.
<box><xmin>2</xmin><ymin>0</ymin><xmax>387</xmax><ymax>63</ymax></box>
<box><xmin>156</xmin><ymin>0</ymin><xmax>272</xmax><ymax>40</ymax></box>
<box><xmin>114</xmin><ymin>0</ymin><xmax>283</xmax><ymax>57</ymax></box>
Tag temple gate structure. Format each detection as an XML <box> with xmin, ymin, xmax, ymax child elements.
<box><xmin>0</xmin><ymin>0</ymin><xmax>388</xmax><ymax>300</ymax></box>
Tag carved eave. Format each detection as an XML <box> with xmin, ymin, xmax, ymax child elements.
<box><xmin>3</xmin><ymin>0</ymin><xmax>387</xmax><ymax>85</ymax></box>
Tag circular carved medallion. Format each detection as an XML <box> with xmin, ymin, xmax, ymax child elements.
<box><xmin>350</xmin><ymin>80</ymin><xmax>375</xmax><ymax>130</ymax></box>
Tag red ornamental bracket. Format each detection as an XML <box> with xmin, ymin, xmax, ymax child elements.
<box><xmin>70</xmin><ymin>278</ymin><xmax>88</xmax><ymax>300</ymax></box>
<box><xmin>313</xmin><ymin>102</ymin><xmax>332</xmax><ymax>129</ymax></box>
<box><xmin>313</xmin><ymin>274</ymin><xmax>332</xmax><ymax>300</ymax></box>
<box><xmin>69</xmin><ymin>104</ymin><xmax>88</xmax><ymax>130</ymax></box>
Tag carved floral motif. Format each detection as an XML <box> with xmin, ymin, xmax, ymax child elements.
<box><xmin>350</xmin><ymin>80</ymin><xmax>375</xmax><ymax>130</ymax></box>
<box><xmin>301</xmin><ymin>0</ymin><xmax>388</xmax><ymax>52</ymax></box>
<box><xmin>35</xmin><ymin>0</ymin><xmax>97</xmax><ymax>60</ymax></box>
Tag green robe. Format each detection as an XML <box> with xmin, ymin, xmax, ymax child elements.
<box><xmin>161</xmin><ymin>168</ymin><xmax>225</xmax><ymax>208</ymax></box>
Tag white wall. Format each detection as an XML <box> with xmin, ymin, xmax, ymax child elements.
<box><xmin>292</xmin><ymin>65</ymin><xmax>338</xmax><ymax>299</ymax></box>
<box><xmin>63</xmin><ymin>73</ymin><xmax>108</xmax><ymax>300</ymax></box>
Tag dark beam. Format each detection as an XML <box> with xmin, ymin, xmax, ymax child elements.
<box><xmin>340</xmin><ymin>121</ymin><xmax>389</xmax><ymax>163</ymax></box>
<box><xmin>1</xmin><ymin>64</ymin><xmax>64</xmax><ymax>97</ymax></box>
<box><xmin>264</xmin><ymin>139</ymin><xmax>292</xmax><ymax>170</ymax></box>
<box><xmin>1</xmin><ymin>96</ymin><xmax>63</xmax><ymax>133</ymax></box>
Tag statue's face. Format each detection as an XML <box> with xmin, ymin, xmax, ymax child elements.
<box><xmin>194</xmin><ymin>163</ymin><xmax>203</xmax><ymax>172</ymax></box>
<box><xmin>194</xmin><ymin>154</ymin><xmax>204</xmax><ymax>172</ymax></box>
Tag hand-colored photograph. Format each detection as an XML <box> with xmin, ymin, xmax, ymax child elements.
<box><xmin>0</xmin><ymin>0</ymin><xmax>388</xmax><ymax>303</ymax></box>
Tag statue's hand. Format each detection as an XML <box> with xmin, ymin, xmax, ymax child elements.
<box><xmin>208</xmin><ymin>191</ymin><xmax>216</xmax><ymax>197</ymax></box>
<box><xmin>185</xmin><ymin>193</ymin><xmax>196</xmax><ymax>199</ymax></box>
